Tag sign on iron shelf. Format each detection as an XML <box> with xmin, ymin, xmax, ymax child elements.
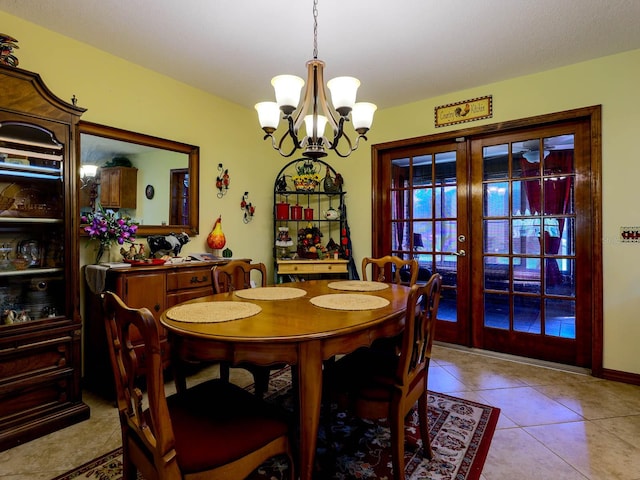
<box><xmin>435</xmin><ymin>95</ymin><xmax>492</xmax><ymax>128</ymax></box>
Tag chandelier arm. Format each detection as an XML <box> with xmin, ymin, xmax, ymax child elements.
<box><xmin>329</xmin><ymin>116</ymin><xmax>346</xmax><ymax>148</ymax></box>
<box><xmin>275</xmin><ymin>120</ymin><xmax>301</xmax><ymax>158</ymax></box>
<box><xmin>285</xmin><ymin>115</ymin><xmax>301</xmax><ymax>149</ymax></box>
<box><xmin>331</xmin><ymin>130</ymin><xmax>355</xmax><ymax>158</ymax></box>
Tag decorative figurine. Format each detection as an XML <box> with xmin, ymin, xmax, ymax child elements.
<box><xmin>147</xmin><ymin>233</ymin><xmax>190</xmax><ymax>257</ymax></box>
<box><xmin>207</xmin><ymin>215</ymin><xmax>226</xmax><ymax>250</ymax></box>
<box><xmin>275</xmin><ymin>175</ymin><xmax>288</xmax><ymax>193</ymax></box>
<box><xmin>0</xmin><ymin>33</ymin><xmax>19</xmax><ymax>67</ymax></box>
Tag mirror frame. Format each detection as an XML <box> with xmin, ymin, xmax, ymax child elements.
<box><xmin>78</xmin><ymin>121</ymin><xmax>200</xmax><ymax>236</ymax></box>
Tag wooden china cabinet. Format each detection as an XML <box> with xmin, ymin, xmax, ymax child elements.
<box><xmin>0</xmin><ymin>65</ymin><xmax>89</xmax><ymax>450</ymax></box>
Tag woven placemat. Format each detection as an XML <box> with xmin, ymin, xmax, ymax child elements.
<box><xmin>309</xmin><ymin>294</ymin><xmax>390</xmax><ymax>311</ymax></box>
<box><xmin>327</xmin><ymin>280</ymin><xmax>389</xmax><ymax>292</ymax></box>
<box><xmin>234</xmin><ymin>286</ymin><xmax>307</xmax><ymax>300</ymax></box>
<box><xmin>165</xmin><ymin>301</ymin><xmax>261</xmax><ymax>323</ymax></box>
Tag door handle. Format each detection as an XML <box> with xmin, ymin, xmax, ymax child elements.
<box><xmin>453</xmin><ymin>249</ymin><xmax>466</xmax><ymax>257</ymax></box>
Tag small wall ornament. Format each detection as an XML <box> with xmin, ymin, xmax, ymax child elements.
<box><xmin>241</xmin><ymin>192</ymin><xmax>255</xmax><ymax>223</ymax></box>
<box><xmin>216</xmin><ymin>163</ymin><xmax>230</xmax><ymax>198</ymax></box>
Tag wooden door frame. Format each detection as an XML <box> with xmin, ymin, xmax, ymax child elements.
<box><xmin>372</xmin><ymin>105</ymin><xmax>603</xmax><ymax>376</ymax></box>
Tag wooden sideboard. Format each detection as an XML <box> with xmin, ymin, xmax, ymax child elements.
<box><xmin>83</xmin><ymin>259</ymin><xmax>247</xmax><ymax>397</ymax></box>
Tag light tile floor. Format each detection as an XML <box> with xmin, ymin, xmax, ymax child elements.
<box><xmin>1</xmin><ymin>345</ymin><xmax>639</xmax><ymax>480</ymax></box>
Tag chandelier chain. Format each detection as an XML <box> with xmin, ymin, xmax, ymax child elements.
<box><xmin>312</xmin><ymin>0</ymin><xmax>318</xmax><ymax>59</ymax></box>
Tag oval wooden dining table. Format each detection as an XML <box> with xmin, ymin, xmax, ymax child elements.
<box><xmin>160</xmin><ymin>279</ymin><xmax>410</xmax><ymax>480</ymax></box>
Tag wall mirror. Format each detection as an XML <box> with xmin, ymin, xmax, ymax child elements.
<box><xmin>78</xmin><ymin>121</ymin><xmax>199</xmax><ymax>236</ymax></box>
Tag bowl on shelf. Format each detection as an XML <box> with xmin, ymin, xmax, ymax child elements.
<box><xmin>11</xmin><ymin>257</ymin><xmax>29</xmax><ymax>270</ymax></box>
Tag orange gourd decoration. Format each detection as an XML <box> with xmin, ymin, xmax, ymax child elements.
<box><xmin>207</xmin><ymin>215</ymin><xmax>226</xmax><ymax>249</ymax></box>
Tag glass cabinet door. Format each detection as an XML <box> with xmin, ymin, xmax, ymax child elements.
<box><xmin>0</xmin><ymin>121</ymin><xmax>67</xmax><ymax>326</ymax></box>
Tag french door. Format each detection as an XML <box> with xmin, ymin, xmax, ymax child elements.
<box><xmin>377</xmin><ymin>140</ymin><xmax>470</xmax><ymax>345</ymax></box>
<box><xmin>372</xmin><ymin>108</ymin><xmax>601</xmax><ymax>368</ymax></box>
<box><xmin>470</xmin><ymin>121</ymin><xmax>592</xmax><ymax>366</ymax></box>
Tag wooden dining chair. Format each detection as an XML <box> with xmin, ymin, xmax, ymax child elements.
<box><xmin>361</xmin><ymin>255</ymin><xmax>419</xmax><ymax>286</ymax></box>
<box><xmin>102</xmin><ymin>291</ymin><xmax>294</xmax><ymax>480</ymax></box>
<box><xmin>212</xmin><ymin>260</ymin><xmax>281</xmax><ymax>398</ymax></box>
<box><xmin>212</xmin><ymin>260</ymin><xmax>268</xmax><ymax>293</ymax></box>
<box><xmin>324</xmin><ymin>273</ymin><xmax>442</xmax><ymax>479</ymax></box>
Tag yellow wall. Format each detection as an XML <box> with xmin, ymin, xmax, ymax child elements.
<box><xmin>3</xmin><ymin>10</ymin><xmax>639</xmax><ymax>376</ymax></box>
<box><xmin>0</xmin><ymin>10</ymin><xmax>279</xmax><ymax>271</ymax></box>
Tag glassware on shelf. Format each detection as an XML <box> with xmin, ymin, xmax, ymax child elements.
<box><xmin>276</xmin><ymin>227</ymin><xmax>293</xmax><ymax>259</ymax></box>
<box><xmin>0</xmin><ymin>246</ymin><xmax>11</xmax><ymax>270</ymax></box>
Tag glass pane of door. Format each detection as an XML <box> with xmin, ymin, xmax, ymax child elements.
<box><xmin>389</xmin><ymin>143</ymin><xmax>468</xmax><ymax>344</ymax></box>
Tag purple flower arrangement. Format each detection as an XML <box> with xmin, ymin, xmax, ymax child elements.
<box><xmin>81</xmin><ymin>208</ymin><xmax>138</xmax><ymax>263</ymax></box>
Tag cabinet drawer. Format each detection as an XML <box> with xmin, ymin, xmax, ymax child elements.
<box><xmin>0</xmin><ymin>368</ymin><xmax>75</xmax><ymax>422</ymax></box>
<box><xmin>0</xmin><ymin>330</ymin><xmax>77</xmax><ymax>421</ymax></box>
<box><xmin>0</xmin><ymin>332</ymin><xmax>74</xmax><ymax>379</ymax></box>
<box><xmin>167</xmin><ymin>268</ymin><xmax>212</xmax><ymax>292</ymax></box>
<box><xmin>278</xmin><ymin>260</ymin><xmax>348</xmax><ymax>275</ymax></box>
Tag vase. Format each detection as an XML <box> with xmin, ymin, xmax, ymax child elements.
<box><xmin>95</xmin><ymin>243</ymin><xmax>106</xmax><ymax>264</ymax></box>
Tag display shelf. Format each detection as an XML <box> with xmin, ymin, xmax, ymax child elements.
<box><xmin>273</xmin><ymin>158</ymin><xmax>351</xmax><ymax>282</ymax></box>
<box><xmin>0</xmin><ymin>64</ymin><xmax>89</xmax><ymax>451</ymax></box>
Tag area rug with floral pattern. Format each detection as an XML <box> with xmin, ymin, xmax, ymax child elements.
<box><xmin>52</xmin><ymin>367</ymin><xmax>499</xmax><ymax>480</ymax></box>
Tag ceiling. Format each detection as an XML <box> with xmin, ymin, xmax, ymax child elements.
<box><xmin>2</xmin><ymin>0</ymin><xmax>640</xmax><ymax>110</ymax></box>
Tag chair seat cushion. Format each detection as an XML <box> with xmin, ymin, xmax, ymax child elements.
<box><xmin>165</xmin><ymin>379</ymin><xmax>290</xmax><ymax>473</ymax></box>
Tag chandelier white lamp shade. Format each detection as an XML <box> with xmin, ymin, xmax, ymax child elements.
<box><xmin>254</xmin><ymin>0</ymin><xmax>376</xmax><ymax>159</ymax></box>
<box><xmin>80</xmin><ymin>164</ymin><xmax>98</xmax><ymax>179</ymax></box>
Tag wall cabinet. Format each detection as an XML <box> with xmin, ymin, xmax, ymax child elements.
<box><xmin>273</xmin><ymin>158</ymin><xmax>352</xmax><ymax>282</ymax></box>
<box><xmin>0</xmin><ymin>65</ymin><xmax>89</xmax><ymax>450</ymax></box>
<box><xmin>99</xmin><ymin>166</ymin><xmax>137</xmax><ymax>209</ymax></box>
<box><xmin>83</xmin><ymin>259</ymin><xmax>244</xmax><ymax>397</ymax></box>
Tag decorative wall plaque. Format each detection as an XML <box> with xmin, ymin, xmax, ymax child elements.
<box><xmin>435</xmin><ymin>95</ymin><xmax>492</xmax><ymax>128</ymax></box>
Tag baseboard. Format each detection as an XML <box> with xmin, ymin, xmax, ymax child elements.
<box><xmin>435</xmin><ymin>342</ymin><xmax>640</xmax><ymax>387</ymax></box>
<box><xmin>601</xmin><ymin>368</ymin><xmax>640</xmax><ymax>386</ymax></box>
<box><xmin>434</xmin><ymin>342</ymin><xmax>591</xmax><ymax>375</ymax></box>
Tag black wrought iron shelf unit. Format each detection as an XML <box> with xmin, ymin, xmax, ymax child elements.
<box><xmin>273</xmin><ymin>159</ymin><xmax>350</xmax><ymax>282</ymax></box>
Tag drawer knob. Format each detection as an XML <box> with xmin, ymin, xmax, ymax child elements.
<box><xmin>190</xmin><ymin>275</ymin><xmax>208</xmax><ymax>284</ymax></box>
<box><xmin>154</xmin><ymin>304</ymin><xmax>161</xmax><ymax>312</ymax></box>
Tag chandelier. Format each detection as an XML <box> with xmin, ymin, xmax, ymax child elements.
<box><xmin>255</xmin><ymin>0</ymin><xmax>377</xmax><ymax>159</ymax></box>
